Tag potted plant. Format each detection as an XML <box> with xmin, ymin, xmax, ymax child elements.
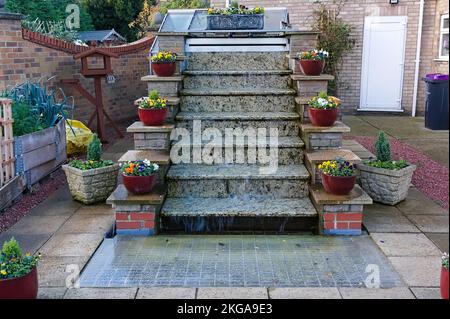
<box><xmin>121</xmin><ymin>159</ymin><xmax>160</xmax><ymax>195</ymax></box>
<box><xmin>357</xmin><ymin>132</ymin><xmax>416</xmax><ymax>205</ymax></box>
<box><xmin>442</xmin><ymin>253</ymin><xmax>449</xmax><ymax>299</ymax></box>
<box><xmin>296</xmin><ymin>49</ymin><xmax>329</xmax><ymax>76</ymax></box>
<box><xmin>207</xmin><ymin>2</ymin><xmax>264</xmax><ymax>30</ymax></box>
<box><xmin>63</xmin><ymin>134</ymin><xmax>119</xmax><ymax>204</ymax></box>
<box><xmin>138</xmin><ymin>90</ymin><xmax>168</xmax><ymax>126</ymax></box>
<box><xmin>0</xmin><ymin>238</ymin><xmax>40</xmax><ymax>299</ymax></box>
<box><xmin>307</xmin><ymin>91</ymin><xmax>341</xmax><ymax>127</ymax></box>
<box><xmin>318</xmin><ymin>158</ymin><xmax>356</xmax><ymax>195</ymax></box>
<box><xmin>150</xmin><ymin>51</ymin><xmax>177</xmax><ymax>77</ymax></box>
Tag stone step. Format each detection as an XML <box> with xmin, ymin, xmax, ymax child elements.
<box><xmin>166</xmin><ymin>164</ymin><xmax>310</xmax><ymax>198</ymax></box>
<box><xmin>181</xmin><ymin>94</ymin><xmax>296</xmax><ymax>113</ymax></box>
<box><xmin>175</xmin><ymin>111</ymin><xmax>300</xmax><ymax>137</ymax></box>
<box><xmin>171</xmin><ymin>136</ymin><xmax>305</xmax><ymax>165</ymax></box>
<box><xmin>300</xmin><ymin>122</ymin><xmax>351</xmax><ymax>151</ymax></box>
<box><xmin>186</xmin><ymin>52</ymin><xmax>288</xmax><ymax>71</ymax></box>
<box><xmin>183</xmin><ymin>70</ymin><xmax>292</xmax><ymax>90</ymax></box>
<box><xmin>305</xmin><ymin>149</ymin><xmax>361</xmax><ymax>184</ymax></box>
<box><xmin>127</xmin><ymin>122</ymin><xmax>175</xmax><ymax>150</ymax></box>
<box><xmin>141</xmin><ymin>75</ymin><xmax>183</xmax><ymax>97</ymax></box>
<box><xmin>181</xmin><ymin>88</ymin><xmax>296</xmax><ymax>96</ymax></box>
<box><xmin>291</xmin><ymin>74</ymin><xmax>335</xmax><ymax>97</ymax></box>
<box><xmin>162</xmin><ymin>197</ymin><xmax>317</xmax><ymax>217</ymax></box>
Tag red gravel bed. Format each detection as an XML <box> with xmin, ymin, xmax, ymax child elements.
<box><xmin>346</xmin><ymin>135</ymin><xmax>449</xmax><ymax>210</ymax></box>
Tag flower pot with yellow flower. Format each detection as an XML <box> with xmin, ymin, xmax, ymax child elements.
<box><xmin>319</xmin><ymin>158</ymin><xmax>356</xmax><ymax>195</ymax></box>
<box><xmin>308</xmin><ymin>92</ymin><xmax>341</xmax><ymax>127</ymax></box>
<box><xmin>207</xmin><ymin>4</ymin><xmax>264</xmax><ymax>30</ymax></box>
<box><xmin>63</xmin><ymin>134</ymin><xmax>119</xmax><ymax>204</ymax></box>
<box><xmin>121</xmin><ymin>160</ymin><xmax>160</xmax><ymax>195</ymax></box>
<box><xmin>0</xmin><ymin>238</ymin><xmax>40</xmax><ymax>299</ymax></box>
<box><xmin>296</xmin><ymin>49</ymin><xmax>329</xmax><ymax>76</ymax></box>
<box><xmin>150</xmin><ymin>51</ymin><xmax>177</xmax><ymax>77</ymax></box>
<box><xmin>138</xmin><ymin>90</ymin><xmax>168</xmax><ymax>126</ymax></box>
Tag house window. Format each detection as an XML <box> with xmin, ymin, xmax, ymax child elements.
<box><xmin>439</xmin><ymin>14</ymin><xmax>449</xmax><ymax>59</ymax></box>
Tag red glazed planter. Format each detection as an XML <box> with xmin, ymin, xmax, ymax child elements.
<box><xmin>321</xmin><ymin>173</ymin><xmax>356</xmax><ymax>196</ymax></box>
<box><xmin>152</xmin><ymin>62</ymin><xmax>176</xmax><ymax>77</ymax></box>
<box><xmin>0</xmin><ymin>267</ymin><xmax>38</xmax><ymax>299</ymax></box>
<box><xmin>122</xmin><ymin>174</ymin><xmax>157</xmax><ymax>195</ymax></box>
<box><xmin>441</xmin><ymin>267</ymin><xmax>449</xmax><ymax>299</ymax></box>
<box><xmin>309</xmin><ymin>108</ymin><xmax>338</xmax><ymax>127</ymax></box>
<box><xmin>298</xmin><ymin>60</ymin><xmax>324</xmax><ymax>76</ymax></box>
<box><xmin>138</xmin><ymin>108</ymin><xmax>168</xmax><ymax>126</ymax></box>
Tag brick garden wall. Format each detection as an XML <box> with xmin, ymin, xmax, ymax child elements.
<box><xmin>211</xmin><ymin>0</ymin><xmax>449</xmax><ymax>115</ymax></box>
<box><xmin>0</xmin><ymin>15</ymin><xmax>151</xmax><ymax>125</ymax></box>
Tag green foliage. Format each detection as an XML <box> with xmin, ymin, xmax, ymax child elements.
<box><xmin>364</xmin><ymin>159</ymin><xmax>409</xmax><ymax>170</ymax></box>
<box><xmin>313</xmin><ymin>0</ymin><xmax>354</xmax><ymax>95</ymax></box>
<box><xmin>208</xmin><ymin>2</ymin><xmax>263</xmax><ymax>15</ymax></box>
<box><xmin>87</xmin><ymin>133</ymin><xmax>102</xmax><ymax>162</ymax></box>
<box><xmin>375</xmin><ymin>131</ymin><xmax>391</xmax><ymax>162</ymax></box>
<box><xmin>8</xmin><ymin>79</ymin><xmax>74</xmax><ymax>137</ymax></box>
<box><xmin>160</xmin><ymin>0</ymin><xmax>208</xmax><ymax>14</ymax></box>
<box><xmin>69</xmin><ymin>159</ymin><xmax>114</xmax><ymax>170</ymax></box>
<box><xmin>22</xmin><ymin>18</ymin><xmax>80</xmax><ymax>42</ymax></box>
<box><xmin>0</xmin><ymin>237</ymin><xmax>40</xmax><ymax>280</ymax></box>
<box><xmin>443</xmin><ymin>253</ymin><xmax>449</xmax><ymax>270</ymax></box>
<box><xmin>83</xmin><ymin>0</ymin><xmax>148</xmax><ymax>42</ymax></box>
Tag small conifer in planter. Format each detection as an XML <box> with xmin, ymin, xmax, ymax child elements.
<box><xmin>357</xmin><ymin>131</ymin><xmax>416</xmax><ymax>205</ymax></box>
<box><xmin>63</xmin><ymin>134</ymin><xmax>119</xmax><ymax>204</ymax></box>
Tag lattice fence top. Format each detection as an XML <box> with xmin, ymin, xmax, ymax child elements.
<box><xmin>0</xmin><ymin>98</ymin><xmax>15</xmax><ymax>188</ymax></box>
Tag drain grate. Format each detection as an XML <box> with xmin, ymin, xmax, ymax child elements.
<box><xmin>79</xmin><ymin>235</ymin><xmax>403</xmax><ymax>288</ymax></box>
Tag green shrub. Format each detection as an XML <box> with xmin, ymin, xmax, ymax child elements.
<box><xmin>1</xmin><ymin>238</ymin><xmax>22</xmax><ymax>259</ymax></box>
<box><xmin>375</xmin><ymin>131</ymin><xmax>391</xmax><ymax>162</ymax></box>
<box><xmin>87</xmin><ymin>134</ymin><xmax>102</xmax><ymax>162</ymax></box>
<box><xmin>160</xmin><ymin>0</ymin><xmax>209</xmax><ymax>14</ymax></box>
<box><xmin>69</xmin><ymin>159</ymin><xmax>114</xmax><ymax>171</ymax></box>
<box><xmin>12</xmin><ymin>101</ymin><xmax>46</xmax><ymax>136</ymax></box>
<box><xmin>364</xmin><ymin>159</ymin><xmax>409</xmax><ymax>170</ymax></box>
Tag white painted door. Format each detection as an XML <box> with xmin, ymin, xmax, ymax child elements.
<box><xmin>360</xmin><ymin>16</ymin><xmax>407</xmax><ymax>111</ymax></box>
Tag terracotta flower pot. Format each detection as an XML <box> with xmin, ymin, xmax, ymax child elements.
<box><xmin>138</xmin><ymin>108</ymin><xmax>168</xmax><ymax>126</ymax></box>
<box><xmin>122</xmin><ymin>173</ymin><xmax>157</xmax><ymax>195</ymax></box>
<box><xmin>298</xmin><ymin>60</ymin><xmax>324</xmax><ymax>76</ymax></box>
<box><xmin>441</xmin><ymin>267</ymin><xmax>449</xmax><ymax>299</ymax></box>
<box><xmin>309</xmin><ymin>108</ymin><xmax>338</xmax><ymax>127</ymax></box>
<box><xmin>321</xmin><ymin>173</ymin><xmax>356</xmax><ymax>196</ymax></box>
<box><xmin>152</xmin><ymin>62</ymin><xmax>176</xmax><ymax>77</ymax></box>
<box><xmin>0</xmin><ymin>267</ymin><xmax>38</xmax><ymax>299</ymax></box>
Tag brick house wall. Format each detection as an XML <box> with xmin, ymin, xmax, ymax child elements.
<box><xmin>212</xmin><ymin>0</ymin><xmax>449</xmax><ymax>115</ymax></box>
<box><xmin>0</xmin><ymin>15</ymin><xmax>149</xmax><ymax>125</ymax></box>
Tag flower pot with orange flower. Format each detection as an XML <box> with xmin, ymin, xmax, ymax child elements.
<box><xmin>441</xmin><ymin>253</ymin><xmax>449</xmax><ymax>299</ymax></box>
<box><xmin>307</xmin><ymin>92</ymin><xmax>341</xmax><ymax>127</ymax></box>
<box><xmin>296</xmin><ymin>49</ymin><xmax>329</xmax><ymax>76</ymax></box>
<box><xmin>318</xmin><ymin>158</ymin><xmax>356</xmax><ymax>195</ymax></box>
<box><xmin>138</xmin><ymin>90</ymin><xmax>168</xmax><ymax>126</ymax></box>
<box><xmin>121</xmin><ymin>160</ymin><xmax>160</xmax><ymax>195</ymax></box>
<box><xmin>0</xmin><ymin>238</ymin><xmax>40</xmax><ymax>299</ymax></box>
<box><xmin>150</xmin><ymin>51</ymin><xmax>177</xmax><ymax>77</ymax></box>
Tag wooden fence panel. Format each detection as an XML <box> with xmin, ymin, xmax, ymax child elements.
<box><xmin>0</xmin><ymin>98</ymin><xmax>15</xmax><ymax>188</ymax></box>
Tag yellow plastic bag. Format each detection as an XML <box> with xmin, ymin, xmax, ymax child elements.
<box><xmin>66</xmin><ymin>119</ymin><xmax>94</xmax><ymax>156</ymax></box>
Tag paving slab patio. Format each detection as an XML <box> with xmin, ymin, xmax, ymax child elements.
<box><xmin>388</xmin><ymin>256</ymin><xmax>441</xmax><ymax>287</ymax></box>
<box><xmin>197</xmin><ymin>288</ymin><xmax>268</xmax><ymax>299</ymax></box>
<box><xmin>364</xmin><ymin>212</ymin><xmax>420</xmax><ymax>233</ymax></box>
<box><xmin>38</xmin><ymin>233</ymin><xmax>104</xmax><ymax>257</ymax></box>
<box><xmin>268</xmin><ymin>287</ymin><xmax>341</xmax><ymax>299</ymax></box>
<box><xmin>37</xmin><ymin>287</ymin><xmax>68</xmax><ymax>299</ymax></box>
<box><xmin>338</xmin><ymin>287</ymin><xmax>415</xmax><ymax>299</ymax></box>
<box><xmin>407</xmin><ymin>215</ymin><xmax>449</xmax><ymax>233</ymax></box>
<box><xmin>396</xmin><ymin>189</ymin><xmax>449</xmax><ymax>216</ymax></box>
<box><xmin>410</xmin><ymin>287</ymin><xmax>442</xmax><ymax>299</ymax></box>
<box><xmin>370</xmin><ymin>233</ymin><xmax>442</xmax><ymax>257</ymax></box>
<box><xmin>136</xmin><ymin>288</ymin><xmax>197</xmax><ymax>299</ymax></box>
<box><xmin>38</xmin><ymin>256</ymin><xmax>89</xmax><ymax>287</ymax></box>
<box><xmin>64</xmin><ymin>288</ymin><xmax>138</xmax><ymax>299</ymax></box>
<box><xmin>425</xmin><ymin>233</ymin><xmax>449</xmax><ymax>253</ymax></box>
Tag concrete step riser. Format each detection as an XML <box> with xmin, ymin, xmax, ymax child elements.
<box><xmin>183</xmin><ymin>74</ymin><xmax>291</xmax><ymax>90</ymax></box>
<box><xmin>186</xmin><ymin>52</ymin><xmax>288</xmax><ymax>71</ymax></box>
<box><xmin>180</xmin><ymin>95</ymin><xmax>296</xmax><ymax>112</ymax></box>
<box><xmin>176</xmin><ymin>120</ymin><xmax>300</xmax><ymax>137</ymax></box>
<box><xmin>175</xmin><ymin>146</ymin><xmax>304</xmax><ymax>165</ymax></box>
<box><xmin>167</xmin><ymin>179</ymin><xmax>309</xmax><ymax>199</ymax></box>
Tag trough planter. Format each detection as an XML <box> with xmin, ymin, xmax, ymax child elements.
<box><xmin>14</xmin><ymin>120</ymin><xmax>67</xmax><ymax>188</ymax></box>
<box><xmin>207</xmin><ymin>14</ymin><xmax>264</xmax><ymax>30</ymax></box>
<box><xmin>0</xmin><ymin>267</ymin><xmax>38</xmax><ymax>299</ymax></box>
<box><xmin>357</xmin><ymin>163</ymin><xmax>416</xmax><ymax>205</ymax></box>
<box><xmin>62</xmin><ymin>164</ymin><xmax>119</xmax><ymax>205</ymax></box>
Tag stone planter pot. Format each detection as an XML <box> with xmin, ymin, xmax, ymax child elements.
<box><xmin>298</xmin><ymin>60</ymin><xmax>325</xmax><ymax>76</ymax></box>
<box><xmin>152</xmin><ymin>62</ymin><xmax>176</xmax><ymax>77</ymax></box>
<box><xmin>308</xmin><ymin>108</ymin><xmax>338</xmax><ymax>127</ymax></box>
<box><xmin>357</xmin><ymin>163</ymin><xmax>416</xmax><ymax>205</ymax></box>
<box><xmin>122</xmin><ymin>174</ymin><xmax>157</xmax><ymax>195</ymax></box>
<box><xmin>321</xmin><ymin>173</ymin><xmax>356</xmax><ymax>195</ymax></box>
<box><xmin>0</xmin><ymin>267</ymin><xmax>38</xmax><ymax>299</ymax></box>
<box><xmin>207</xmin><ymin>14</ymin><xmax>264</xmax><ymax>30</ymax></box>
<box><xmin>62</xmin><ymin>164</ymin><xmax>119</xmax><ymax>205</ymax></box>
<box><xmin>441</xmin><ymin>267</ymin><xmax>449</xmax><ymax>299</ymax></box>
<box><xmin>138</xmin><ymin>107</ymin><xmax>168</xmax><ymax>126</ymax></box>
